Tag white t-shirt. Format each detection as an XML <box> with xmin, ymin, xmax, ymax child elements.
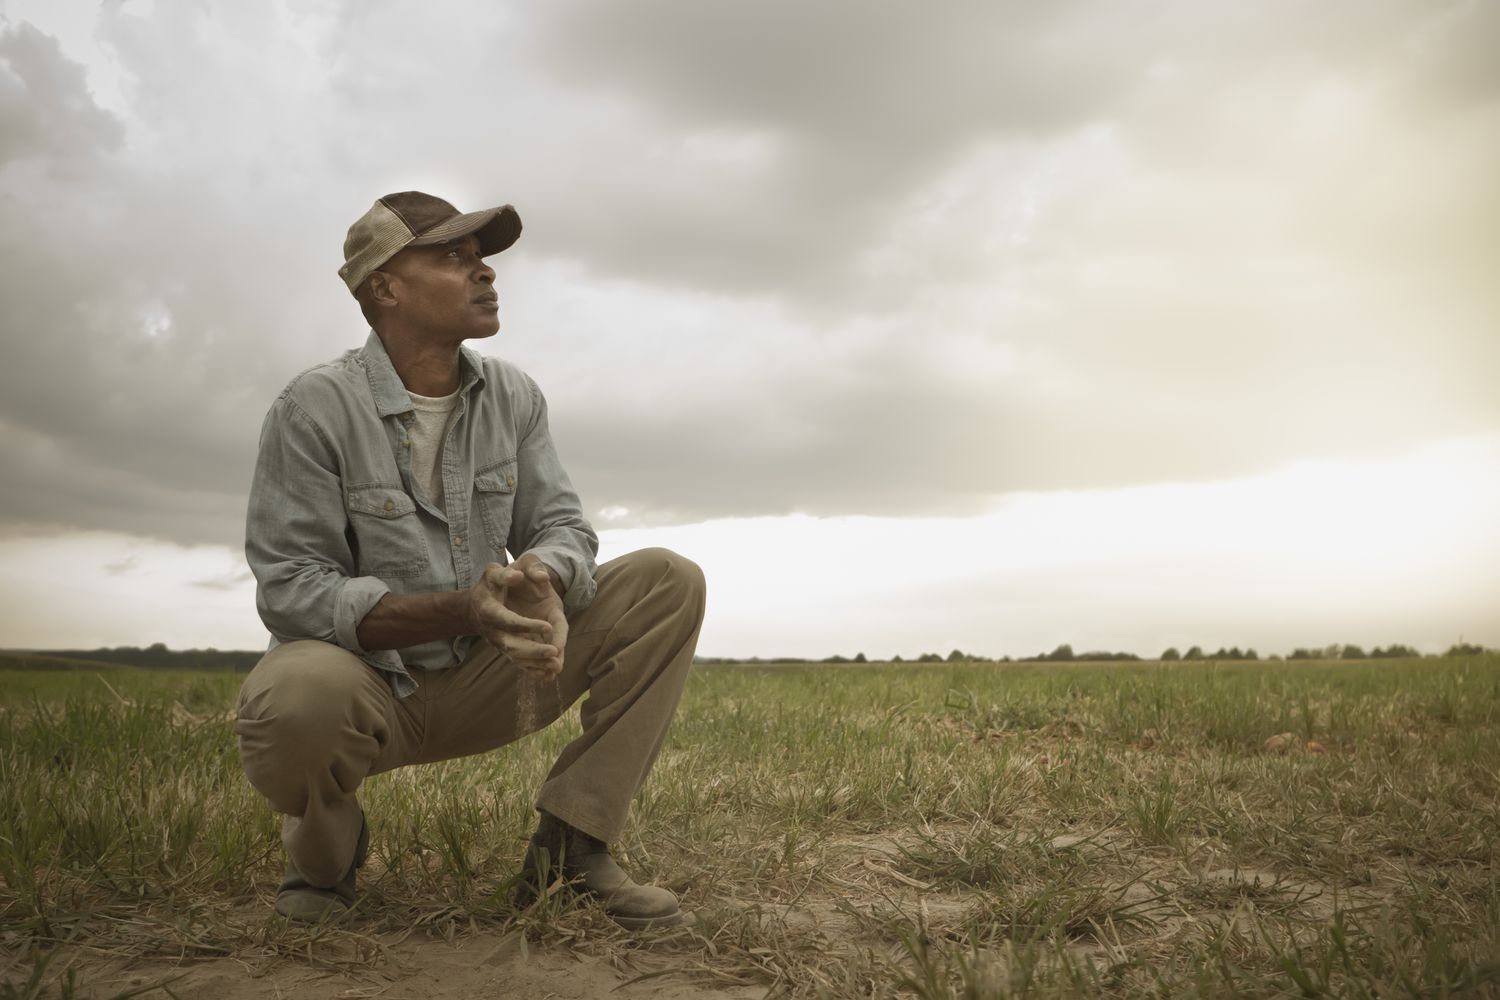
<box><xmin>406</xmin><ymin>387</ymin><xmax>461</xmax><ymax>513</ymax></box>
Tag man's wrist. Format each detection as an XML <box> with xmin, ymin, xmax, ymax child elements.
<box><xmin>516</xmin><ymin>551</ymin><xmax>566</xmax><ymax>601</ymax></box>
<box><xmin>451</xmin><ymin>586</ymin><xmax>480</xmax><ymax>636</ymax></box>
<box><xmin>356</xmin><ymin>587</ymin><xmax>477</xmax><ymax>651</ymax></box>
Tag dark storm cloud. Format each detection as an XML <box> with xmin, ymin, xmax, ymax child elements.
<box><xmin>519</xmin><ymin>0</ymin><xmax>1500</xmax><ymax>302</ymax></box>
<box><xmin>0</xmin><ymin>1</ymin><xmax>1495</xmax><ymax>551</ymax></box>
<box><xmin>0</xmin><ymin>154</ymin><xmax>303</xmax><ymax>546</ymax></box>
<box><xmin>532</xmin><ymin>0</ymin><xmax>1121</xmax><ymax>133</ymax></box>
<box><xmin>0</xmin><ymin>17</ymin><xmax>345</xmax><ymax>547</ymax></box>
<box><xmin>519</xmin><ymin>0</ymin><xmax>1144</xmax><ymax>299</ymax></box>
<box><xmin>0</xmin><ymin>22</ymin><xmax>121</xmax><ymax>166</ymax></box>
<box><xmin>0</xmin><ymin>2</ymin><xmax>463</xmax><ymax>547</ymax></box>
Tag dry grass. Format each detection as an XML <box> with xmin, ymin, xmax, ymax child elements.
<box><xmin>2</xmin><ymin>657</ymin><xmax>1499</xmax><ymax>997</ymax></box>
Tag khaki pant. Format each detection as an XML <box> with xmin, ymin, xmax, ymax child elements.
<box><xmin>234</xmin><ymin>547</ymin><xmax>705</xmax><ymax>888</ymax></box>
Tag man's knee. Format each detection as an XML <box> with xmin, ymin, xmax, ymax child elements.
<box><xmin>619</xmin><ymin>546</ymin><xmax>706</xmax><ymax>607</ymax></box>
<box><xmin>239</xmin><ymin>641</ymin><xmax>369</xmax><ymax>725</ymax></box>
<box><xmin>235</xmin><ymin>641</ymin><xmax>387</xmax><ymax>800</ymax></box>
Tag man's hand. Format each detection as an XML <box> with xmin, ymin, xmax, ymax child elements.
<box><xmin>466</xmin><ymin>553</ymin><xmax>568</xmax><ymax>679</ymax></box>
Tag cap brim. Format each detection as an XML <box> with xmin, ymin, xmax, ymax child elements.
<box><xmin>409</xmin><ymin>204</ymin><xmax>522</xmax><ymax>257</ymax></box>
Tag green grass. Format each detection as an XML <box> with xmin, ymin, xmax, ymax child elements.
<box><xmin>1</xmin><ymin>657</ymin><xmax>1498</xmax><ymax>997</ymax></box>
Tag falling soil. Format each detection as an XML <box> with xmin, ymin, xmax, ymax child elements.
<box><xmin>514</xmin><ymin>670</ymin><xmax>563</xmax><ymax>734</ymax></box>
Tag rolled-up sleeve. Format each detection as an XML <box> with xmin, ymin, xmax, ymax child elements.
<box><xmin>510</xmin><ymin>376</ymin><xmax>599</xmax><ymax>616</ymax></box>
<box><xmin>245</xmin><ymin>397</ymin><xmax>406</xmax><ymax>679</ymax></box>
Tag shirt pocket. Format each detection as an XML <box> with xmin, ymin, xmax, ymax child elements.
<box><xmin>345</xmin><ymin>484</ymin><xmax>429</xmax><ymax>577</ymax></box>
<box><xmin>474</xmin><ymin>460</ymin><xmax>518</xmax><ymax>555</ymax></box>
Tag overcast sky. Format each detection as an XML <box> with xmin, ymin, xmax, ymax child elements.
<box><xmin>1</xmin><ymin>0</ymin><xmax>1496</xmax><ymax>659</ymax></box>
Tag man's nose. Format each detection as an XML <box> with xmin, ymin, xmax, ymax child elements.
<box><xmin>475</xmin><ymin>260</ymin><xmax>495</xmax><ymax>284</ymax></box>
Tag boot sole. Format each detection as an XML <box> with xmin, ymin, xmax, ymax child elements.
<box><xmin>275</xmin><ymin>889</ymin><xmax>353</xmax><ymax>923</ymax></box>
<box><xmin>607</xmin><ymin>908</ymin><xmax>684</xmax><ymax>931</ymax></box>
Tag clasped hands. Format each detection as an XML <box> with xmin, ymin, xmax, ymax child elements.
<box><xmin>466</xmin><ymin>553</ymin><xmax>567</xmax><ymax>679</ymax></box>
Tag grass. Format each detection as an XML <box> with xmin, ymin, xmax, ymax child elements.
<box><xmin>1</xmin><ymin>656</ymin><xmax>1498</xmax><ymax>997</ymax></box>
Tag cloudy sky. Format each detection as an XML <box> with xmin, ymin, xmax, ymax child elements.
<box><xmin>1</xmin><ymin>0</ymin><xmax>1496</xmax><ymax>660</ymax></box>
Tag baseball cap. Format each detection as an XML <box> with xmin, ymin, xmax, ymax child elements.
<box><xmin>338</xmin><ymin>191</ymin><xmax>522</xmax><ymax>294</ymax></box>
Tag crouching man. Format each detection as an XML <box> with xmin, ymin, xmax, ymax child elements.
<box><xmin>236</xmin><ymin>191</ymin><xmax>704</xmax><ymax>929</ymax></box>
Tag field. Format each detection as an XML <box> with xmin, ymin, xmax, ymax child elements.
<box><xmin>2</xmin><ymin>656</ymin><xmax>1498</xmax><ymax>999</ymax></box>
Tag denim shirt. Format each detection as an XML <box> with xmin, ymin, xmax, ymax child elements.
<box><xmin>245</xmin><ymin>330</ymin><xmax>599</xmax><ymax>697</ymax></box>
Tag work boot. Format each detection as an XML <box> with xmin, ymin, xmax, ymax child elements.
<box><xmin>514</xmin><ymin>812</ymin><xmax>682</xmax><ymax>930</ymax></box>
<box><xmin>274</xmin><ymin>812</ymin><xmax>368</xmax><ymax>922</ymax></box>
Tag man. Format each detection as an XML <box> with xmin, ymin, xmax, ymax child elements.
<box><xmin>236</xmin><ymin>191</ymin><xmax>705</xmax><ymax>930</ymax></box>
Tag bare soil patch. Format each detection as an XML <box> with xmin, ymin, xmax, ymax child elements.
<box><xmin>16</xmin><ymin>928</ymin><xmax>765</xmax><ymax>1000</ymax></box>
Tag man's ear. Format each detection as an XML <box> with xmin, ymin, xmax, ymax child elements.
<box><xmin>368</xmin><ymin>270</ymin><xmax>398</xmax><ymax>308</ymax></box>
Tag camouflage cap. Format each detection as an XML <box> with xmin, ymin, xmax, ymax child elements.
<box><xmin>338</xmin><ymin>191</ymin><xmax>522</xmax><ymax>294</ymax></box>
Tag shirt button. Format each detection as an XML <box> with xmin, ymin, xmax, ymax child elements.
<box><xmin>506</xmin><ymin>475</ymin><xmax>516</xmax><ymax>489</ymax></box>
<box><xmin>383</xmin><ymin>499</ymin><xmax>394</xmax><ymax>512</ymax></box>
<box><xmin>402</xmin><ymin>439</ymin><xmax>411</xmax><ymax>449</ymax></box>
<box><xmin>453</xmin><ymin>535</ymin><xmax>464</xmax><ymax>545</ymax></box>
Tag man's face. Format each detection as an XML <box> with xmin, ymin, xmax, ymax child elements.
<box><xmin>380</xmin><ymin>234</ymin><xmax>500</xmax><ymax>341</ymax></box>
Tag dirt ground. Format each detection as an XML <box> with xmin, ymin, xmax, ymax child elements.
<box><xmin>37</xmin><ymin>929</ymin><xmax>768</xmax><ymax>1000</ymax></box>
<box><xmin>17</xmin><ymin>824</ymin><xmax>1397</xmax><ymax>1000</ymax></box>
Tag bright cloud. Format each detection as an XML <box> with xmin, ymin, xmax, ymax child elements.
<box><xmin>8</xmin><ymin>432</ymin><xmax>1488</xmax><ymax>656</ymax></box>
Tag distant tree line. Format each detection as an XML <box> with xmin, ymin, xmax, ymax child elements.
<box><xmin>2</xmin><ymin>643</ymin><xmax>262</xmax><ymax>671</ymax></box>
<box><xmin>696</xmin><ymin>641</ymin><xmax>1493</xmax><ymax>665</ymax></box>
<box><xmin>1284</xmin><ymin>643</ymin><xmax>1426</xmax><ymax>660</ymax></box>
<box><xmin>5</xmin><ymin>639</ymin><xmax>1493</xmax><ymax>674</ymax></box>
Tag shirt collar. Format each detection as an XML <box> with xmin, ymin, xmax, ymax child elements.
<box><xmin>358</xmin><ymin>329</ymin><xmax>487</xmax><ymax>418</ymax></box>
